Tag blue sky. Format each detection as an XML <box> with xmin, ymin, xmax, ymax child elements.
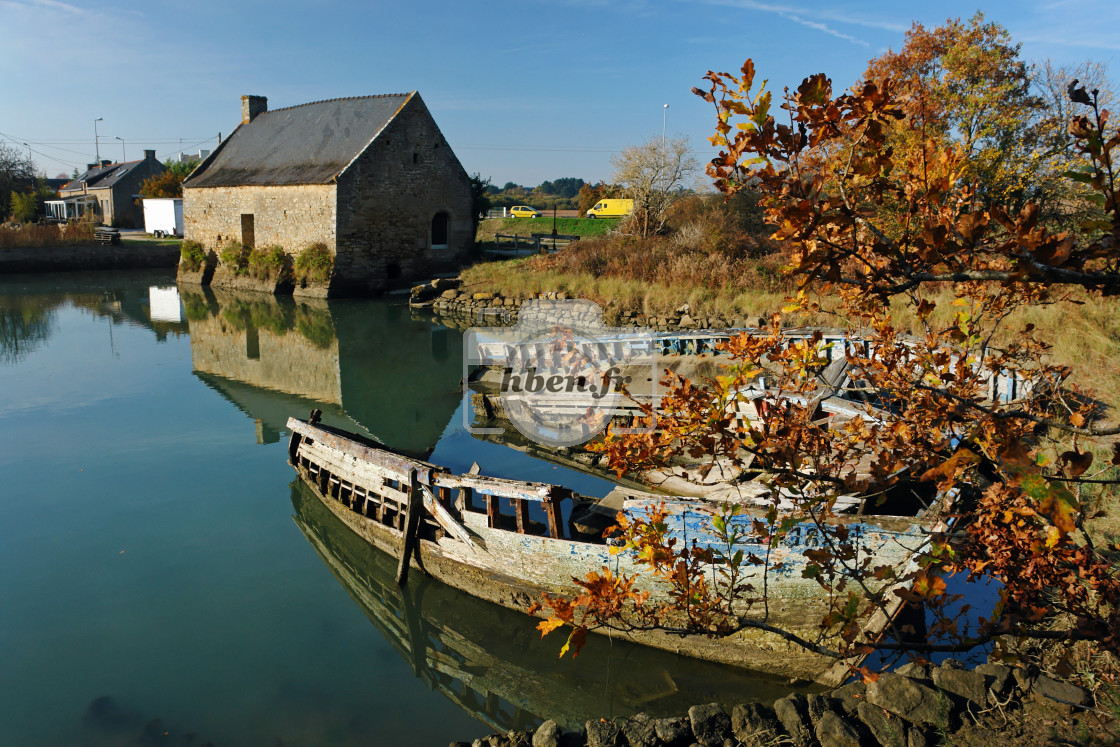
<box><xmin>1</xmin><ymin>0</ymin><xmax>1117</xmax><ymax>186</ymax></box>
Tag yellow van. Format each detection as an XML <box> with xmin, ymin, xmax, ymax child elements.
<box><xmin>586</xmin><ymin>199</ymin><xmax>634</xmax><ymax>218</ymax></box>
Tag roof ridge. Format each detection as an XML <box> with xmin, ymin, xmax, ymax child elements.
<box><xmin>267</xmin><ymin>92</ymin><xmax>413</xmax><ymax>114</ymax></box>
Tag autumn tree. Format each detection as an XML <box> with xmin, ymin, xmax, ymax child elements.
<box><xmin>140</xmin><ymin>158</ymin><xmax>198</xmax><ymax>199</ymax></box>
<box><xmin>578</xmin><ymin>182</ymin><xmax>605</xmax><ymax>217</ymax></box>
<box><xmin>139</xmin><ymin>171</ymin><xmax>183</xmax><ymax>199</ymax></box>
<box><xmin>862</xmin><ymin>14</ymin><xmax>1052</xmax><ymax>219</ymax></box>
<box><xmin>611</xmin><ymin>136</ymin><xmax>699</xmax><ymax>236</ymax></box>
<box><xmin>534</xmin><ymin>55</ymin><xmax>1120</xmax><ymax>677</ymax></box>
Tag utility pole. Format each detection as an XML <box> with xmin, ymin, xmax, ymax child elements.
<box><xmin>663</xmin><ymin>103</ymin><xmax>668</xmax><ymax>141</ymax></box>
<box><xmin>94</xmin><ymin>117</ymin><xmax>103</xmax><ymax>162</ymax></box>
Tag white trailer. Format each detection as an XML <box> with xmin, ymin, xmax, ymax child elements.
<box><xmin>142</xmin><ymin>198</ymin><xmax>184</xmax><ymax>237</ymax></box>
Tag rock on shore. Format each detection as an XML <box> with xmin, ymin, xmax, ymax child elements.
<box><xmin>449</xmin><ymin>660</ymin><xmax>1101</xmax><ymax>747</ymax></box>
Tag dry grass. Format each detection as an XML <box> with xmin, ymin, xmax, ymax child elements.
<box><xmin>0</xmin><ymin>222</ymin><xmax>95</xmax><ymax>249</ymax></box>
<box><xmin>465</xmin><ymin>250</ymin><xmax>1120</xmax><ymax>412</ymax></box>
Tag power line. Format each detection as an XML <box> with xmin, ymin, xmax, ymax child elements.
<box><xmin>0</xmin><ymin>139</ymin><xmax>73</xmax><ymax>171</ymax></box>
<box><xmin>0</xmin><ymin>136</ymin><xmax>217</xmax><ymax>144</ymax></box>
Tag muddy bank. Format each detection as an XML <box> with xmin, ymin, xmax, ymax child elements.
<box><xmin>0</xmin><ymin>242</ymin><xmax>180</xmax><ymax>273</ymax></box>
<box><xmin>453</xmin><ymin>660</ymin><xmax>1109</xmax><ymax>747</ymax></box>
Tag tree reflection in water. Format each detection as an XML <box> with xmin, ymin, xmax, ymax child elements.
<box><xmin>0</xmin><ymin>299</ymin><xmax>56</xmax><ymax>364</ymax></box>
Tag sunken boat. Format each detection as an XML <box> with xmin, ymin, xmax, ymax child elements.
<box><xmin>290</xmin><ymin>478</ymin><xmax>804</xmax><ymax>732</ymax></box>
<box><xmin>286</xmin><ymin>407</ymin><xmax>952</xmax><ymax>686</ymax></box>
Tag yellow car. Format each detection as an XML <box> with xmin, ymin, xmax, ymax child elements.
<box><xmin>509</xmin><ymin>205</ymin><xmax>542</xmax><ymax>218</ymax></box>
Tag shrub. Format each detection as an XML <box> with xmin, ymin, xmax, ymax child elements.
<box><xmin>9</xmin><ymin>191</ymin><xmax>38</xmax><ymax>223</ymax></box>
<box><xmin>218</xmin><ymin>242</ymin><xmax>250</xmax><ymax>275</ymax></box>
<box><xmin>179</xmin><ymin>240</ymin><xmax>206</xmax><ymax>272</ymax></box>
<box><xmin>294</xmin><ymin>243</ymin><xmax>333</xmax><ymax>284</ymax></box>
<box><xmin>247</xmin><ymin>245</ymin><xmax>290</xmax><ymax>282</ymax></box>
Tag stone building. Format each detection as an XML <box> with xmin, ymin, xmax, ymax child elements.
<box><xmin>183</xmin><ymin>92</ymin><xmax>474</xmax><ymax>294</ymax></box>
<box><xmin>57</xmin><ymin>150</ymin><xmax>165</xmax><ymax>227</ymax></box>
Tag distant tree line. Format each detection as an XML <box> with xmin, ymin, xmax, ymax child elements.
<box><xmin>486</xmin><ymin>177</ymin><xmax>588</xmax><ymax>210</ymax></box>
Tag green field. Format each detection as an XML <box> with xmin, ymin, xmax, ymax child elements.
<box><xmin>476</xmin><ymin>217</ymin><xmax>620</xmax><ymax>241</ymax></box>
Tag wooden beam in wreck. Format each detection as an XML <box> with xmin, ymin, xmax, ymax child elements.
<box><xmin>397</xmin><ymin>470</ymin><xmax>424</xmax><ymax>587</ymax></box>
<box><xmin>513</xmin><ymin>498</ymin><xmax>530</xmax><ymax>534</ymax></box>
<box><xmin>543</xmin><ymin>499</ymin><xmax>563</xmax><ymax>539</ymax></box>
<box><xmin>486</xmin><ymin>494</ymin><xmax>500</xmax><ymax>529</ymax></box>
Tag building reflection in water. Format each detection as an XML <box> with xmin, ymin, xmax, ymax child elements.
<box><xmin>182</xmin><ymin>286</ymin><xmax>463</xmax><ymax>455</ymax></box>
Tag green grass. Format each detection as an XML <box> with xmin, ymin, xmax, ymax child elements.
<box><xmin>476</xmin><ymin>217</ymin><xmax>619</xmax><ymax>241</ymax></box>
<box><xmin>121</xmin><ymin>237</ymin><xmax>181</xmax><ymax>250</ymax></box>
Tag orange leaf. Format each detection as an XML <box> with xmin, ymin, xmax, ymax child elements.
<box><xmin>537</xmin><ymin>617</ymin><xmax>566</xmax><ymax>638</ymax></box>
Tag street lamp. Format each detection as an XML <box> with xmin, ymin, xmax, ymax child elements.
<box><xmin>114</xmin><ymin>136</ymin><xmax>126</xmax><ymax>162</ymax></box>
<box><xmin>663</xmin><ymin>103</ymin><xmax>669</xmax><ymax>141</ymax></box>
<box><xmin>94</xmin><ymin>117</ymin><xmax>103</xmax><ymax>162</ymax></box>
<box><xmin>21</xmin><ymin>142</ymin><xmax>31</xmax><ymax>163</ymax></box>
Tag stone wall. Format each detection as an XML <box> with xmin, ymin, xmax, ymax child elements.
<box><xmin>182</xmin><ymin>94</ymin><xmax>472</xmax><ymax>297</ymax></box>
<box><xmin>333</xmin><ymin>95</ymin><xmax>473</xmax><ymax>294</ymax></box>
<box><xmin>418</xmin><ymin>287</ymin><xmax>770</xmax><ymax>332</ymax></box>
<box><xmin>183</xmin><ymin>184</ymin><xmax>336</xmax><ymax>257</ymax></box>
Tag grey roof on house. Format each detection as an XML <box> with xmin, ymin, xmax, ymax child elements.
<box><xmin>184</xmin><ymin>93</ymin><xmax>414</xmax><ymax>189</ymax></box>
<box><xmin>61</xmin><ymin>160</ymin><xmax>150</xmax><ymax>192</ymax></box>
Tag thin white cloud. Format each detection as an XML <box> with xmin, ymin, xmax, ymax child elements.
<box><xmin>779</xmin><ymin>11</ymin><xmax>869</xmax><ymax>46</ymax></box>
<box><xmin>0</xmin><ymin>0</ymin><xmax>86</xmax><ymax>13</ymax></box>
<box><xmin>32</xmin><ymin>0</ymin><xmax>86</xmax><ymax>12</ymax></box>
<box><xmin>1013</xmin><ymin>0</ymin><xmax>1120</xmax><ymax>53</ymax></box>
<box><xmin>687</xmin><ymin>0</ymin><xmax>881</xmax><ymax>46</ymax></box>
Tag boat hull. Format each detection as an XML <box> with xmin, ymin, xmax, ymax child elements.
<box><xmin>287</xmin><ymin>418</ymin><xmax>928</xmax><ymax>686</ymax></box>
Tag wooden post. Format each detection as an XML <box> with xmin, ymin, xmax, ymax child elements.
<box><xmin>397</xmin><ymin>470</ymin><xmax>423</xmax><ymax>587</ymax></box>
<box><xmin>486</xmin><ymin>494</ymin><xmax>500</xmax><ymax>529</ymax></box>
<box><xmin>543</xmin><ymin>499</ymin><xmax>563</xmax><ymax>539</ymax></box>
<box><xmin>376</xmin><ymin>478</ymin><xmax>387</xmax><ymax>523</ymax></box>
<box><xmin>514</xmin><ymin>498</ymin><xmax>530</xmax><ymax>534</ymax></box>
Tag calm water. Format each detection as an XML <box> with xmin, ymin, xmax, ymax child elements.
<box><xmin>0</xmin><ymin>270</ymin><xmax>797</xmax><ymax>746</ymax></box>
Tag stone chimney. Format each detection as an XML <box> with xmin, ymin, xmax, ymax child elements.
<box><xmin>144</xmin><ymin>149</ymin><xmax>156</xmax><ymax>161</ymax></box>
<box><xmin>101</xmin><ymin>159</ymin><xmax>111</xmax><ymax>167</ymax></box>
<box><xmin>87</xmin><ymin>163</ymin><xmax>97</xmax><ymax>171</ymax></box>
<box><xmin>242</xmin><ymin>95</ymin><xmax>268</xmax><ymax>124</ymax></box>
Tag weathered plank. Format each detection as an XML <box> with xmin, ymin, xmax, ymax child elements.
<box><xmin>513</xmin><ymin>498</ymin><xmax>530</xmax><ymax>534</ymax></box>
<box><xmin>420</xmin><ymin>484</ymin><xmax>482</xmax><ymax>552</ymax></box>
<box><xmin>396</xmin><ymin>471</ymin><xmax>424</xmax><ymax>586</ymax></box>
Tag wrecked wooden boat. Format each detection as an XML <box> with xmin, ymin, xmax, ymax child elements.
<box><xmin>290</xmin><ymin>478</ymin><xmax>803</xmax><ymax>732</ymax></box>
<box><xmin>287</xmin><ymin>413</ymin><xmax>953</xmax><ymax>686</ymax></box>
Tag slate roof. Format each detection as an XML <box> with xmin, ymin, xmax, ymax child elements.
<box><xmin>61</xmin><ymin>160</ymin><xmax>147</xmax><ymax>192</ymax></box>
<box><xmin>184</xmin><ymin>93</ymin><xmax>414</xmax><ymax>189</ymax></box>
